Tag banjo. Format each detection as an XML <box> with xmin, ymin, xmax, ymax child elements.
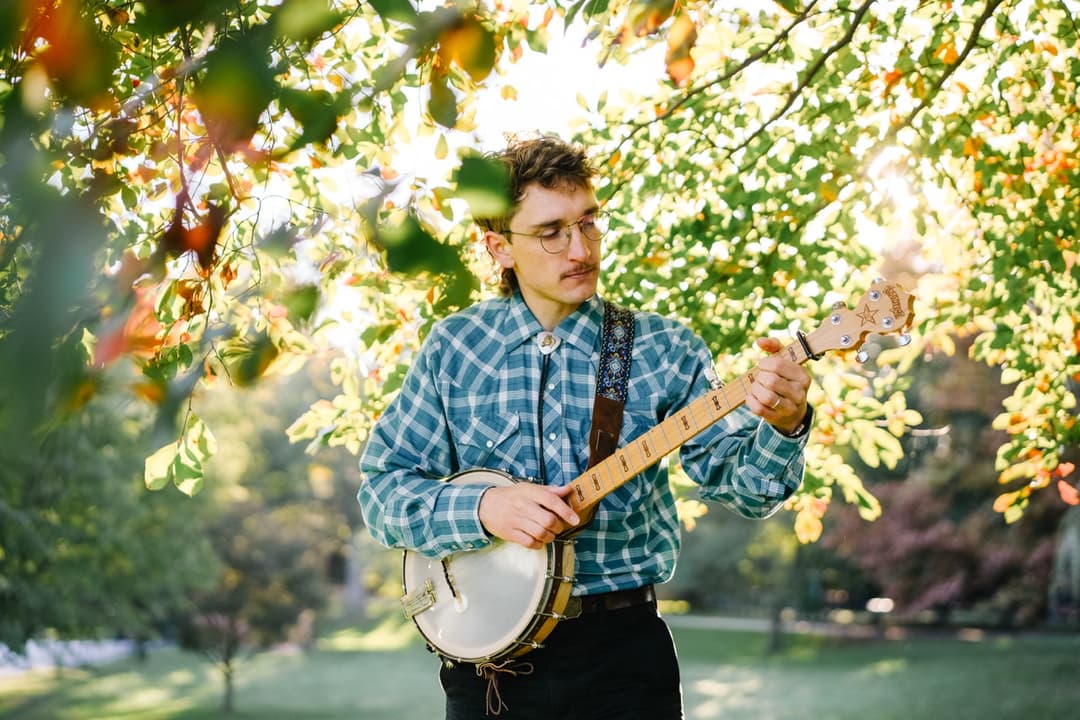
<box><xmin>401</xmin><ymin>279</ymin><xmax>915</xmax><ymax>665</ymax></box>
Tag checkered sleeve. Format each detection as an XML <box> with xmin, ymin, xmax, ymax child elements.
<box><xmin>675</xmin><ymin>331</ymin><xmax>807</xmax><ymax>518</ymax></box>
<box><xmin>357</xmin><ymin>329</ymin><xmax>494</xmax><ymax>560</ymax></box>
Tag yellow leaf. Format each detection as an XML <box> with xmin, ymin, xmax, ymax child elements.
<box><xmin>993</xmin><ymin>490</ymin><xmax>1020</xmax><ymax>513</ymax></box>
<box><xmin>501</xmin><ymin>84</ymin><xmax>518</xmax><ymax>101</ymax></box>
<box><xmin>1003</xmin><ymin>503</ymin><xmax>1025</xmax><ymax>524</ymax></box>
<box><xmin>144</xmin><ymin>442</ymin><xmax>177</xmax><ymax>490</ymax></box>
<box><xmin>795</xmin><ymin>508</ymin><xmax>823</xmax><ymax>544</ymax></box>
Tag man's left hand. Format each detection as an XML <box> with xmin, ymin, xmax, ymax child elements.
<box><xmin>749</xmin><ymin>337</ymin><xmax>812</xmax><ymax>435</ymax></box>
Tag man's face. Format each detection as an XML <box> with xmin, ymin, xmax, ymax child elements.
<box><xmin>486</xmin><ymin>183</ymin><xmax>602</xmax><ymax>328</ymax></box>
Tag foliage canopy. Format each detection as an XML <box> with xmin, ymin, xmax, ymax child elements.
<box><xmin>0</xmin><ymin>0</ymin><xmax>1077</xmax><ymax>544</ymax></box>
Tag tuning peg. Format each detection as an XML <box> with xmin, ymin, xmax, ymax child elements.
<box><xmin>856</xmin><ymin>350</ymin><xmax>870</xmax><ymax>363</ymax></box>
<box><xmin>897</xmin><ymin>333</ymin><xmax>912</xmax><ymax>346</ymax></box>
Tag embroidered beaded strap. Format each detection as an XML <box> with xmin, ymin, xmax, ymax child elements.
<box><xmin>589</xmin><ymin>301</ymin><xmax>635</xmax><ymax>468</ymax></box>
<box><xmin>556</xmin><ymin>302</ymin><xmax>634</xmax><ymax>538</ymax></box>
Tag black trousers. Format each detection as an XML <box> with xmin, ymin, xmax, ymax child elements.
<box><xmin>440</xmin><ymin>601</ymin><xmax>684</xmax><ymax>719</ymax></box>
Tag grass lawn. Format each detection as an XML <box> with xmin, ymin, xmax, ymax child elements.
<box><xmin>2</xmin><ymin>614</ymin><xmax>1078</xmax><ymax>719</ymax></box>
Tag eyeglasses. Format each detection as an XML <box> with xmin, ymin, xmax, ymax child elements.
<box><xmin>504</xmin><ymin>212</ymin><xmax>610</xmax><ymax>254</ymax></box>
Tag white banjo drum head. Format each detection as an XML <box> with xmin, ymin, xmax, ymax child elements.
<box><xmin>401</xmin><ymin>470</ymin><xmax>555</xmax><ymax>663</ymax></box>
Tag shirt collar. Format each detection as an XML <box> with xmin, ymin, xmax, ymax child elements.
<box><xmin>498</xmin><ymin>293</ymin><xmax>604</xmax><ymax>359</ymax></box>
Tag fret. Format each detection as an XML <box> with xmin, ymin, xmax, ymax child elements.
<box><xmin>691</xmin><ymin>399</ymin><xmax>710</xmax><ymax>429</ymax></box>
<box><xmin>600</xmin><ymin>457</ymin><xmax>619</xmax><ymax>490</ymax></box>
<box><xmin>654</xmin><ymin>420</ymin><xmax>676</xmax><ymax>456</ymax></box>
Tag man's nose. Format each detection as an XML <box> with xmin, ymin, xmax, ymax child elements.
<box><xmin>565</xmin><ymin>224</ymin><xmax>593</xmax><ymax>262</ymax></box>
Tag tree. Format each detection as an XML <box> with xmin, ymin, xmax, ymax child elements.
<box><xmin>0</xmin><ymin>0</ymin><xmax>1076</xmax><ymax>542</ymax></box>
<box><xmin>0</xmin><ymin>395</ymin><xmax>216</xmax><ymax>653</ymax></box>
<box><xmin>172</xmin><ymin>367</ymin><xmax>358</xmax><ymax>712</ymax></box>
<box><xmin>178</xmin><ymin>502</ymin><xmax>329</xmax><ymax>713</ymax></box>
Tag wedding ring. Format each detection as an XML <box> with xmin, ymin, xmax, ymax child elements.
<box><xmin>771</xmin><ymin>397</ymin><xmax>782</xmax><ymax>409</ymax></box>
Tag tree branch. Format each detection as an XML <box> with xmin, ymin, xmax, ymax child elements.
<box><xmin>602</xmin><ymin>0</ymin><xmax>822</xmax><ymax>193</ymax></box>
<box><xmin>723</xmin><ymin>0</ymin><xmax>876</xmax><ymax>164</ymax></box>
<box><xmin>886</xmin><ymin>0</ymin><xmax>1006</xmax><ymax>142</ymax></box>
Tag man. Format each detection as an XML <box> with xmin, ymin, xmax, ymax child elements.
<box><xmin>359</xmin><ymin>135</ymin><xmax>811</xmax><ymax>719</ymax></box>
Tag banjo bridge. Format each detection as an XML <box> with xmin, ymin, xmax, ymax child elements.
<box><xmin>401</xmin><ymin>577</ymin><xmax>437</xmax><ymax>619</ymax></box>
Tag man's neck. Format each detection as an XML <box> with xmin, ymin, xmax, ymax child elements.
<box><xmin>520</xmin><ymin>294</ymin><xmax>586</xmax><ymax>332</ymax></box>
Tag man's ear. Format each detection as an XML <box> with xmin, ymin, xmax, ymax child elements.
<box><xmin>485</xmin><ymin>230</ymin><xmax>514</xmax><ymax>269</ymax></box>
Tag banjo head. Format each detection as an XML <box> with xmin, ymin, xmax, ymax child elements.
<box><xmin>401</xmin><ymin>469</ymin><xmax>564</xmax><ymax>664</ymax></box>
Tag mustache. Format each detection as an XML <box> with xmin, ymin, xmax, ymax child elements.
<box><xmin>561</xmin><ymin>263</ymin><xmax>598</xmax><ymax>279</ymax></box>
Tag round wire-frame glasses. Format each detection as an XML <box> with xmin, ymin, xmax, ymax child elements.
<box><xmin>504</xmin><ymin>212</ymin><xmax>610</xmax><ymax>254</ymax></box>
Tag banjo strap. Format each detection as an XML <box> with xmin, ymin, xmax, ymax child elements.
<box><xmin>589</xmin><ymin>301</ymin><xmax>635</xmax><ymax>468</ymax></box>
<box><xmin>562</xmin><ymin>301</ymin><xmax>635</xmax><ymax>534</ymax></box>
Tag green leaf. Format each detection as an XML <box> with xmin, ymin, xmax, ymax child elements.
<box><xmin>378</xmin><ymin>215</ymin><xmax>459</xmax><ymax>275</ymax></box>
<box><xmin>279</xmin><ymin>88</ymin><xmax>341</xmax><ymax>148</ymax></box>
<box><xmin>369</xmin><ymin>0</ymin><xmax>418</xmax><ymax>24</ymax></box>
<box><xmin>144</xmin><ymin>416</ymin><xmax>217</xmax><ymax>494</ymax></box>
<box><xmin>282</xmin><ymin>285</ymin><xmax>319</xmax><ymax>322</ymax></box>
<box><xmin>452</xmin><ymin>156</ymin><xmax>511</xmax><ymax>219</ymax></box>
<box><xmin>428</xmin><ymin>74</ymin><xmax>458</xmax><ymax>128</ymax></box>
<box><xmin>274</xmin><ymin>0</ymin><xmax>342</xmax><ymax>41</ymax></box>
<box><xmin>194</xmin><ymin>36</ymin><xmax>277</xmax><ymax>147</ymax></box>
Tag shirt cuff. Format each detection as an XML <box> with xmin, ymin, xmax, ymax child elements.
<box><xmin>440</xmin><ymin>483</ymin><xmax>495</xmax><ymax>553</ymax></box>
<box><xmin>774</xmin><ymin>406</ymin><xmax>814</xmax><ymax>440</ymax></box>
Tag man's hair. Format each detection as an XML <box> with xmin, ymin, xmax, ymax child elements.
<box><xmin>476</xmin><ymin>135</ymin><xmax>597</xmax><ymax>296</ymax></box>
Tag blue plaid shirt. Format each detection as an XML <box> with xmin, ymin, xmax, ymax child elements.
<box><xmin>358</xmin><ymin>293</ymin><xmax>806</xmax><ymax>596</ymax></box>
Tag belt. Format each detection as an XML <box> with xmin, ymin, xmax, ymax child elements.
<box><xmin>564</xmin><ymin>585</ymin><xmax>656</xmax><ymax>619</ymax></box>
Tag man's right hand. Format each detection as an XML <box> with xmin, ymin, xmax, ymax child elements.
<box><xmin>479</xmin><ymin>483</ymin><xmax>580</xmax><ymax>549</ymax></box>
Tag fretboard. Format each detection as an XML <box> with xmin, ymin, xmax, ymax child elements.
<box><xmin>567</xmin><ymin>337</ymin><xmax>814</xmax><ymax>514</ymax></box>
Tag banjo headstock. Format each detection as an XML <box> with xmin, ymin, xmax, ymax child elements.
<box><xmin>803</xmin><ymin>278</ymin><xmax>916</xmax><ymax>359</ymax></box>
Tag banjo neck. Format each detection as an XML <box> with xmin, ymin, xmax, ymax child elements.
<box><xmin>567</xmin><ymin>336</ymin><xmax>818</xmax><ymax>515</ymax></box>
<box><xmin>566</xmin><ymin>277</ymin><xmax>917</xmax><ymax>515</ymax></box>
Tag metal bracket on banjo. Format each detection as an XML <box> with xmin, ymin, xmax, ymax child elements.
<box><xmin>400</xmin><ymin>578</ymin><xmax>437</xmax><ymax>619</ymax></box>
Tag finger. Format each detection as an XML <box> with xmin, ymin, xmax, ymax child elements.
<box><xmin>755</xmin><ymin>337</ymin><xmax>783</xmax><ymax>354</ymax></box>
<box><xmin>539</xmin><ymin>484</ymin><xmax>581</xmax><ymax>525</ymax></box>
<box><xmin>521</xmin><ymin>517</ymin><xmax>558</xmax><ymax>545</ymax></box>
<box><xmin>509</xmin><ymin>529</ymin><xmax>543</xmax><ymax>550</ymax></box>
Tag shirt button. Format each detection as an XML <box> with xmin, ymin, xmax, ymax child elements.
<box><xmin>486</xmin><ymin>440</ymin><xmax>494</xmax><ymax>448</ymax></box>
<box><xmin>548</xmin><ymin>433</ymin><xmax>557</xmax><ymax>441</ymax></box>
<box><xmin>547</xmin><ymin>382</ymin><xmax>556</xmax><ymax>390</ymax></box>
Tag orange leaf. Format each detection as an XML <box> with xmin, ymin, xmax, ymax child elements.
<box><xmin>1058</xmin><ymin>480</ymin><xmax>1080</xmax><ymax>506</ymax></box>
<box><xmin>666</xmin><ymin>57</ymin><xmax>694</xmax><ymax>86</ymax></box>
<box><xmin>1056</xmin><ymin>462</ymin><xmax>1076</xmax><ymax>478</ymax></box>
<box><xmin>935</xmin><ymin>41</ymin><xmax>959</xmax><ymax>64</ymax></box>
<box><xmin>665</xmin><ymin>13</ymin><xmax>697</xmax><ymax>86</ymax></box>
<box><xmin>437</xmin><ymin>17</ymin><xmax>495</xmax><ymax>82</ymax></box>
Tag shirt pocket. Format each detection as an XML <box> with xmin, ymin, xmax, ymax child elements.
<box><xmin>450</xmin><ymin>412</ymin><xmax>524</xmax><ymax>475</ymax></box>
